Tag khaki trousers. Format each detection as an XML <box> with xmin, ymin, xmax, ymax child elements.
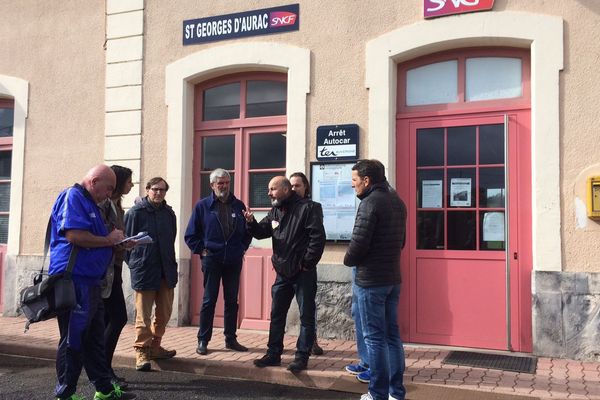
<box><xmin>134</xmin><ymin>279</ymin><xmax>174</xmax><ymax>349</ymax></box>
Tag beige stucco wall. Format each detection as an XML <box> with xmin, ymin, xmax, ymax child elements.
<box><xmin>1</xmin><ymin>0</ymin><xmax>599</xmax><ymax>272</ymax></box>
<box><xmin>0</xmin><ymin>1</ymin><xmax>106</xmax><ymax>254</ymax></box>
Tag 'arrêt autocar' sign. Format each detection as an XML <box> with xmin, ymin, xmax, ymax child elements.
<box><xmin>424</xmin><ymin>0</ymin><xmax>494</xmax><ymax>19</ymax></box>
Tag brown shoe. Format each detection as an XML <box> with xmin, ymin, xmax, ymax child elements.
<box><xmin>149</xmin><ymin>345</ymin><xmax>177</xmax><ymax>360</ymax></box>
<box><xmin>135</xmin><ymin>347</ymin><xmax>151</xmax><ymax>371</ymax></box>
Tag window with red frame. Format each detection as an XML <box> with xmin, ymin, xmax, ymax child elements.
<box><xmin>0</xmin><ymin>99</ymin><xmax>14</xmax><ymax>244</ymax></box>
<box><xmin>195</xmin><ymin>74</ymin><xmax>287</xmax><ymax>209</ymax></box>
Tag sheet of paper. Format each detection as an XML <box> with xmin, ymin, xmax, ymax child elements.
<box><xmin>450</xmin><ymin>178</ymin><xmax>471</xmax><ymax>207</ymax></box>
<box><xmin>422</xmin><ymin>180</ymin><xmax>443</xmax><ymax>208</ymax></box>
<box><xmin>483</xmin><ymin>212</ymin><xmax>505</xmax><ymax>242</ymax></box>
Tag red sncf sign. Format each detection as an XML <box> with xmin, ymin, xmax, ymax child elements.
<box><xmin>424</xmin><ymin>0</ymin><xmax>494</xmax><ymax>19</ymax></box>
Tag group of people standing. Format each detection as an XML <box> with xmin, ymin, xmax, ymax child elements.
<box><xmin>47</xmin><ymin>159</ymin><xmax>407</xmax><ymax>400</ymax></box>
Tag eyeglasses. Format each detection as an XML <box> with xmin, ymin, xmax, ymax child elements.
<box><xmin>150</xmin><ymin>187</ymin><xmax>167</xmax><ymax>192</ymax></box>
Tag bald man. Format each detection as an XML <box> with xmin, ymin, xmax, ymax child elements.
<box><xmin>49</xmin><ymin>165</ymin><xmax>136</xmax><ymax>399</ymax></box>
<box><xmin>244</xmin><ymin>176</ymin><xmax>326</xmax><ymax>372</ymax></box>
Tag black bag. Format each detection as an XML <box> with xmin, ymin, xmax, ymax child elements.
<box><xmin>19</xmin><ymin>218</ymin><xmax>79</xmax><ymax>332</ymax></box>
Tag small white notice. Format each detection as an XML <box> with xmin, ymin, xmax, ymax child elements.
<box><xmin>422</xmin><ymin>180</ymin><xmax>443</xmax><ymax>208</ymax></box>
<box><xmin>450</xmin><ymin>178</ymin><xmax>471</xmax><ymax>207</ymax></box>
<box><xmin>483</xmin><ymin>212</ymin><xmax>505</xmax><ymax>242</ymax></box>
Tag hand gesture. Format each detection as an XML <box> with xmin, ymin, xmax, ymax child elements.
<box><xmin>243</xmin><ymin>210</ymin><xmax>255</xmax><ymax>223</ymax></box>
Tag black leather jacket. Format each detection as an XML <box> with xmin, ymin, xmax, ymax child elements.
<box><xmin>344</xmin><ymin>181</ymin><xmax>407</xmax><ymax>287</ymax></box>
<box><xmin>248</xmin><ymin>192</ymin><xmax>326</xmax><ymax>278</ymax></box>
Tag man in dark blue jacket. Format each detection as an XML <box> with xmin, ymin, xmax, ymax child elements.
<box><xmin>185</xmin><ymin>168</ymin><xmax>252</xmax><ymax>355</ymax></box>
<box><xmin>125</xmin><ymin>177</ymin><xmax>178</xmax><ymax>372</ymax></box>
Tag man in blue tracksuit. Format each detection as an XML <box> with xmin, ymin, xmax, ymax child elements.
<box><xmin>185</xmin><ymin>168</ymin><xmax>252</xmax><ymax>355</ymax></box>
<box><xmin>49</xmin><ymin>165</ymin><xmax>136</xmax><ymax>400</ymax></box>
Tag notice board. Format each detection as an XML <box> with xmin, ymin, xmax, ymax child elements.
<box><xmin>310</xmin><ymin>162</ymin><xmax>359</xmax><ymax>241</ymax></box>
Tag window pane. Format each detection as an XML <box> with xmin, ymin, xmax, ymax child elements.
<box><xmin>249</xmin><ymin>172</ymin><xmax>277</xmax><ymax>208</ymax></box>
<box><xmin>200</xmin><ymin>172</ymin><xmax>234</xmax><ymax>198</ymax></box>
<box><xmin>250</xmin><ymin>133</ymin><xmax>286</xmax><ymax>169</ymax></box>
<box><xmin>0</xmin><ymin>151</ymin><xmax>11</xmax><ymax>179</ymax></box>
<box><xmin>417</xmin><ymin>128</ymin><xmax>444</xmax><ymax>167</ymax></box>
<box><xmin>407</xmin><ymin>60</ymin><xmax>458</xmax><ymax>106</ymax></box>
<box><xmin>466</xmin><ymin>57</ymin><xmax>522</xmax><ymax>101</ymax></box>
<box><xmin>480</xmin><ymin>211</ymin><xmax>505</xmax><ymax>250</ymax></box>
<box><xmin>447</xmin><ymin>211</ymin><xmax>476</xmax><ymax>250</ymax></box>
<box><xmin>202</xmin><ymin>136</ymin><xmax>235</xmax><ymax>171</ymax></box>
<box><xmin>447</xmin><ymin>168</ymin><xmax>475</xmax><ymax>208</ymax></box>
<box><xmin>417</xmin><ymin>169</ymin><xmax>444</xmax><ymax>208</ymax></box>
<box><xmin>479</xmin><ymin>167</ymin><xmax>505</xmax><ymax>208</ymax></box>
<box><xmin>0</xmin><ymin>108</ymin><xmax>14</xmax><ymax>137</ymax></box>
<box><xmin>0</xmin><ymin>182</ymin><xmax>10</xmax><ymax>212</ymax></box>
<box><xmin>417</xmin><ymin>211</ymin><xmax>444</xmax><ymax>249</ymax></box>
<box><xmin>479</xmin><ymin>124</ymin><xmax>504</xmax><ymax>165</ymax></box>
<box><xmin>246</xmin><ymin>80</ymin><xmax>287</xmax><ymax>118</ymax></box>
<box><xmin>447</xmin><ymin>126</ymin><xmax>476</xmax><ymax>166</ymax></box>
<box><xmin>0</xmin><ymin>215</ymin><xmax>7</xmax><ymax>244</ymax></box>
<box><xmin>203</xmin><ymin>83</ymin><xmax>240</xmax><ymax>121</ymax></box>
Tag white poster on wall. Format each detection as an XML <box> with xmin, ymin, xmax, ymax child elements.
<box><xmin>450</xmin><ymin>178</ymin><xmax>471</xmax><ymax>207</ymax></box>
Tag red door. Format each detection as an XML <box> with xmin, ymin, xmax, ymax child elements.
<box><xmin>397</xmin><ymin>112</ymin><xmax>532</xmax><ymax>351</ymax></box>
<box><xmin>190</xmin><ymin>73</ymin><xmax>287</xmax><ymax>330</ymax></box>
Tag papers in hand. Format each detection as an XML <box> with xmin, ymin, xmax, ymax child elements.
<box><xmin>117</xmin><ymin>231</ymin><xmax>153</xmax><ymax>245</ymax></box>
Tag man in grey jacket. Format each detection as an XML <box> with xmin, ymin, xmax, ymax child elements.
<box><xmin>344</xmin><ymin>159</ymin><xmax>407</xmax><ymax>400</ymax></box>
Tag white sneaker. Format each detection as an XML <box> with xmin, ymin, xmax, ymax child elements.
<box><xmin>360</xmin><ymin>394</ymin><xmax>373</xmax><ymax>400</ymax></box>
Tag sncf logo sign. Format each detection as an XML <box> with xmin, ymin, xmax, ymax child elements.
<box><xmin>424</xmin><ymin>0</ymin><xmax>494</xmax><ymax>19</ymax></box>
<box><xmin>270</xmin><ymin>11</ymin><xmax>297</xmax><ymax>27</ymax></box>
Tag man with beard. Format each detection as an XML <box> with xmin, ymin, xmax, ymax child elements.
<box><xmin>185</xmin><ymin>168</ymin><xmax>252</xmax><ymax>355</ymax></box>
<box><xmin>244</xmin><ymin>176</ymin><xmax>326</xmax><ymax>372</ymax></box>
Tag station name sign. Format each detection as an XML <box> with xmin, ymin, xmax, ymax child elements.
<box><xmin>183</xmin><ymin>4</ymin><xmax>299</xmax><ymax>45</ymax></box>
<box><xmin>316</xmin><ymin>124</ymin><xmax>359</xmax><ymax>162</ymax></box>
<box><xmin>424</xmin><ymin>0</ymin><xmax>494</xmax><ymax>19</ymax></box>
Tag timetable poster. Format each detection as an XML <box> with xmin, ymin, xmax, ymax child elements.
<box><xmin>311</xmin><ymin>163</ymin><xmax>359</xmax><ymax>241</ymax></box>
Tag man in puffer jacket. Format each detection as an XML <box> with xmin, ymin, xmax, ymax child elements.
<box><xmin>344</xmin><ymin>159</ymin><xmax>407</xmax><ymax>400</ymax></box>
<box><xmin>124</xmin><ymin>177</ymin><xmax>178</xmax><ymax>372</ymax></box>
<box><xmin>244</xmin><ymin>176</ymin><xmax>326</xmax><ymax>372</ymax></box>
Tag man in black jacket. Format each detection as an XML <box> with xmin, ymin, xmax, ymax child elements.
<box><xmin>344</xmin><ymin>160</ymin><xmax>407</xmax><ymax>400</ymax></box>
<box><xmin>244</xmin><ymin>176</ymin><xmax>326</xmax><ymax>372</ymax></box>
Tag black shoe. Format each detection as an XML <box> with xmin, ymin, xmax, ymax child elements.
<box><xmin>196</xmin><ymin>341</ymin><xmax>208</xmax><ymax>355</ymax></box>
<box><xmin>225</xmin><ymin>339</ymin><xmax>248</xmax><ymax>352</ymax></box>
<box><xmin>287</xmin><ymin>358</ymin><xmax>308</xmax><ymax>372</ymax></box>
<box><xmin>253</xmin><ymin>353</ymin><xmax>281</xmax><ymax>368</ymax></box>
<box><xmin>312</xmin><ymin>341</ymin><xmax>324</xmax><ymax>356</ymax></box>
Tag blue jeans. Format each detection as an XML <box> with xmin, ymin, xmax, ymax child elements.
<box><xmin>267</xmin><ymin>269</ymin><xmax>317</xmax><ymax>361</ymax></box>
<box><xmin>351</xmin><ymin>268</ymin><xmax>368</xmax><ymax>368</ymax></box>
<box><xmin>356</xmin><ymin>284</ymin><xmax>406</xmax><ymax>400</ymax></box>
<box><xmin>197</xmin><ymin>258</ymin><xmax>243</xmax><ymax>343</ymax></box>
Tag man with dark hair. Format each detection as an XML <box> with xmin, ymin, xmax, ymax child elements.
<box><xmin>50</xmin><ymin>165</ymin><xmax>136</xmax><ymax>400</ymax></box>
<box><xmin>344</xmin><ymin>159</ymin><xmax>407</xmax><ymax>400</ymax></box>
<box><xmin>125</xmin><ymin>177</ymin><xmax>178</xmax><ymax>372</ymax></box>
<box><xmin>185</xmin><ymin>168</ymin><xmax>252</xmax><ymax>356</ymax></box>
<box><xmin>244</xmin><ymin>176</ymin><xmax>326</xmax><ymax>372</ymax></box>
<box><xmin>289</xmin><ymin>171</ymin><xmax>324</xmax><ymax>356</ymax></box>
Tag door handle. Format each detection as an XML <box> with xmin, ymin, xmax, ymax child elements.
<box><xmin>513</xmin><ymin>252</ymin><xmax>518</xmax><ymax>260</ymax></box>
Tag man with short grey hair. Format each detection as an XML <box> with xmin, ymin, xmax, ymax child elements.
<box><xmin>185</xmin><ymin>168</ymin><xmax>252</xmax><ymax>355</ymax></box>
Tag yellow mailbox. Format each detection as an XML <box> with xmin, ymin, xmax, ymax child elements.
<box><xmin>587</xmin><ymin>176</ymin><xmax>600</xmax><ymax>219</ymax></box>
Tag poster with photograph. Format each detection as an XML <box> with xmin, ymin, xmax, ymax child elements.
<box><xmin>422</xmin><ymin>180</ymin><xmax>443</xmax><ymax>208</ymax></box>
<box><xmin>450</xmin><ymin>178</ymin><xmax>472</xmax><ymax>207</ymax></box>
